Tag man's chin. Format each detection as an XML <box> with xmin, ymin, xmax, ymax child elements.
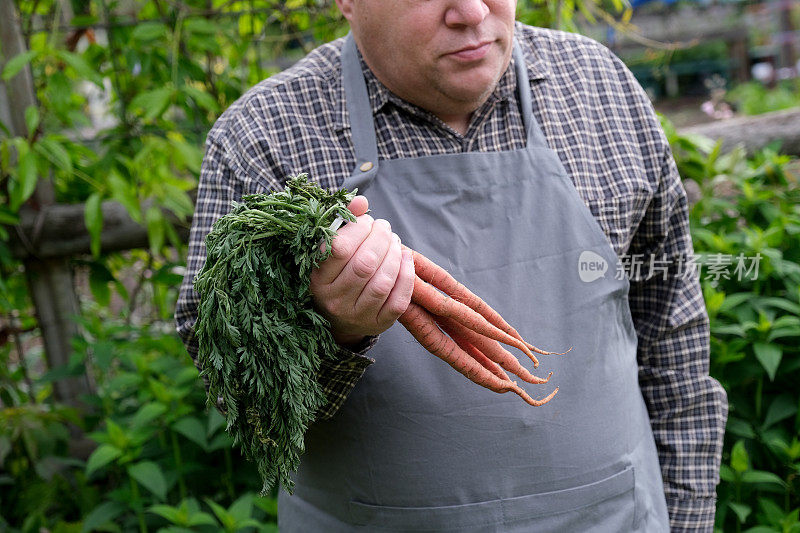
<box><xmin>439</xmin><ymin>76</ymin><xmax>500</xmax><ymax>107</ymax></box>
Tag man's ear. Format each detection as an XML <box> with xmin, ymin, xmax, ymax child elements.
<box><xmin>335</xmin><ymin>0</ymin><xmax>355</xmax><ymax>21</ymax></box>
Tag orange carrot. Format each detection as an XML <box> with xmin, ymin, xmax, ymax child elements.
<box><xmin>399</xmin><ymin>303</ymin><xmax>558</xmax><ymax>406</ymax></box>
<box><xmin>433</xmin><ymin>317</ymin><xmax>511</xmax><ymax>382</ymax></box>
<box><xmin>435</xmin><ymin>315</ymin><xmax>552</xmax><ymax>385</ymax></box>
<box><xmin>408</xmin><ymin>246</ymin><xmax>570</xmax><ymax>362</ymax></box>
<box><xmin>410</xmin><ymin>275</ymin><xmax>538</xmax><ymax>362</ymax></box>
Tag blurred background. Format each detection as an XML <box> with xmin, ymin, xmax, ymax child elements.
<box><xmin>0</xmin><ymin>0</ymin><xmax>798</xmax><ymax>531</ymax></box>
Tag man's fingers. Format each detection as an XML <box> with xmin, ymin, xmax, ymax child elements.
<box><xmin>336</xmin><ymin>219</ymin><xmax>392</xmax><ymax>286</ymax></box>
<box><xmin>378</xmin><ymin>245</ymin><xmax>415</xmax><ymax>324</ymax></box>
<box><xmin>313</xmin><ymin>214</ymin><xmax>374</xmax><ymax>285</ymax></box>
<box><xmin>347</xmin><ymin>195</ymin><xmax>369</xmax><ymax>217</ymax></box>
<box><xmin>355</xmin><ymin>233</ymin><xmax>402</xmax><ymax>314</ymax></box>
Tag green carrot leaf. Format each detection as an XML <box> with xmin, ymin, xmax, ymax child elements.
<box><xmin>193</xmin><ymin>174</ymin><xmax>355</xmax><ymax>495</ymax></box>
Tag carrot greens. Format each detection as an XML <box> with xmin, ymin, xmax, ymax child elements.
<box><xmin>193</xmin><ymin>175</ymin><xmax>355</xmax><ymax>496</ymax></box>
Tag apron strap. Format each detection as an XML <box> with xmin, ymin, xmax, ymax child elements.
<box><xmin>341</xmin><ymin>33</ymin><xmax>551</xmax><ymax>188</ymax></box>
<box><xmin>512</xmin><ymin>39</ymin><xmax>549</xmax><ymax>149</ymax></box>
<box><xmin>342</xmin><ymin>34</ymin><xmax>380</xmax><ymax>191</ymax></box>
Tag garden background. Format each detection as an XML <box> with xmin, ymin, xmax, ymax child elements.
<box><xmin>1</xmin><ymin>0</ymin><xmax>799</xmax><ymax>531</ymax></box>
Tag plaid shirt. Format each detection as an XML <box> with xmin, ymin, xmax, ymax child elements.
<box><xmin>175</xmin><ymin>22</ymin><xmax>727</xmax><ymax>531</ymax></box>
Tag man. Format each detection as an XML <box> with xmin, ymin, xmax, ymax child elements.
<box><xmin>175</xmin><ymin>0</ymin><xmax>728</xmax><ymax>529</ymax></box>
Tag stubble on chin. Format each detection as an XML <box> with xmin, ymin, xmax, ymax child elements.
<box><xmin>433</xmin><ymin>51</ymin><xmax>511</xmax><ymax>113</ymax></box>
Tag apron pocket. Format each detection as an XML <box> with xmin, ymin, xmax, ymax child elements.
<box><xmin>348</xmin><ymin>466</ymin><xmax>635</xmax><ymax>531</ymax></box>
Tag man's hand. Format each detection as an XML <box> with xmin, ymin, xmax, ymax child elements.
<box><xmin>310</xmin><ymin>196</ymin><xmax>415</xmax><ymax>348</ymax></box>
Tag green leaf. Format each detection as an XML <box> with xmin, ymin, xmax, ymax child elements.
<box><xmin>727</xmin><ymin>417</ymin><xmax>756</xmax><ymax>439</ymax></box>
<box><xmin>719</xmin><ymin>464</ymin><xmax>736</xmax><ymax>483</ymax></box>
<box><xmin>207</xmin><ymin>407</ymin><xmax>226</xmax><ymax>437</ymax></box>
<box><xmin>55</xmin><ymin>50</ymin><xmax>104</xmax><ymax>86</ymax></box>
<box><xmin>182</xmin><ymin>85</ymin><xmax>219</xmax><ymax>114</ymax></box>
<box><xmin>731</xmin><ymin>440</ymin><xmax>749</xmax><ymax>473</ymax></box>
<box><xmin>0</xmin><ymin>207</ymin><xmax>20</xmax><ymax>225</ymax></box>
<box><xmin>754</xmin><ymin>297</ymin><xmax>800</xmax><ymax>316</ymax></box>
<box><xmin>784</xmin><ymin>509</ymin><xmax>800</xmax><ymax>530</ymax></box>
<box><xmin>35</xmin><ymin>136</ymin><xmax>73</xmax><ymax>174</ymax></box>
<box><xmin>228</xmin><ymin>493</ymin><xmax>254</xmax><ymax>521</ymax></box>
<box><xmin>159</xmin><ymin>184</ymin><xmax>196</xmax><ymax>218</ymax></box>
<box><xmin>729</xmin><ymin>502</ymin><xmax>752</xmax><ymax>524</ymax></box>
<box><xmin>711</xmin><ymin>323</ymin><xmax>749</xmax><ymax>337</ymax></box>
<box><xmin>24</xmin><ymin>106</ymin><xmax>39</xmax><ymax>135</ymax></box>
<box><xmin>130</xmin><ymin>403</ymin><xmax>169</xmax><ymax>430</ymax></box>
<box><xmin>10</xmin><ymin>149</ymin><xmax>38</xmax><ymax>211</ymax></box>
<box><xmin>741</xmin><ymin>470</ymin><xmax>786</xmax><ymax>487</ymax></box>
<box><xmin>1</xmin><ymin>50</ymin><xmax>37</xmax><ymax>81</ymax></box>
<box><xmin>186</xmin><ymin>512</ymin><xmax>218</xmax><ymax>527</ymax></box>
<box><xmin>85</xmin><ymin>444</ymin><xmax>123</xmax><ymax>477</ymax></box>
<box><xmin>753</xmin><ymin>343</ymin><xmax>782</xmax><ymax>381</ymax></box>
<box><xmin>183</xmin><ymin>18</ymin><xmax>217</xmax><ymax>35</ymax></box>
<box><xmin>90</xmin><ymin>340</ymin><xmax>114</xmax><ymax>370</ymax></box>
<box><xmin>105</xmin><ymin>419</ymin><xmax>129</xmax><ymax>450</ymax></box>
<box><xmin>207</xmin><ymin>432</ymin><xmax>233</xmax><ymax>451</ymax></box>
<box><xmin>89</xmin><ymin>261</ymin><xmax>114</xmax><ymax>307</ymax></box>
<box><xmin>172</xmin><ymin>416</ymin><xmax>208</xmax><ymax>450</ymax></box>
<box><xmin>128</xmin><ymin>461</ymin><xmax>168</xmax><ymax>501</ymax></box>
<box><xmin>0</xmin><ymin>436</ymin><xmax>11</xmax><ymax>467</ymax></box>
<box><xmin>147</xmin><ymin>504</ymin><xmax>183</xmax><ymax>523</ymax></box>
<box><xmin>168</xmin><ymin>132</ymin><xmax>206</xmax><ymax>173</ymax></box>
<box><xmin>107</xmin><ymin>171</ymin><xmax>141</xmax><ymax>223</ymax></box>
<box><xmin>145</xmin><ymin>205</ymin><xmax>165</xmax><ymax>254</ymax></box>
<box><xmin>762</xmin><ymin>394</ymin><xmax>796</xmax><ymax>429</ymax></box>
<box><xmin>80</xmin><ymin>501</ymin><xmax>127</xmax><ymax>533</ymax></box>
<box><xmin>720</xmin><ymin>292</ymin><xmax>753</xmax><ymax>313</ymax></box>
<box><xmin>204</xmin><ymin>498</ymin><xmax>235</xmax><ymax>529</ymax></box>
<box><xmin>85</xmin><ymin>193</ymin><xmax>103</xmax><ymax>258</ymax></box>
<box><xmin>768</xmin><ymin>325</ymin><xmax>800</xmax><ymax>342</ymax></box>
<box><xmin>758</xmin><ymin>497</ymin><xmax>785</xmax><ymax>526</ymax></box>
<box><xmin>132</xmin><ymin>22</ymin><xmax>169</xmax><ymax>41</ymax></box>
<box><xmin>130</xmin><ymin>87</ymin><xmax>174</xmax><ymax>121</ymax></box>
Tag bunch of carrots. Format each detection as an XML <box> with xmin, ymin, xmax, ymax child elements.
<box><xmin>397</xmin><ymin>246</ymin><xmax>567</xmax><ymax>406</ymax></box>
<box><xmin>194</xmin><ymin>175</ymin><xmax>565</xmax><ymax>495</ymax></box>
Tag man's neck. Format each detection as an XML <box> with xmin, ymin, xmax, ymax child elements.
<box><xmin>439</xmin><ymin>113</ymin><xmax>471</xmax><ymax>136</ymax></box>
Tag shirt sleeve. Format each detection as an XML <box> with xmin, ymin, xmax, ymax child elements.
<box><xmin>627</xmin><ymin>142</ymin><xmax>729</xmax><ymax>532</ymax></box>
<box><xmin>174</xmin><ymin>136</ymin><xmax>375</xmax><ymax>419</ymax></box>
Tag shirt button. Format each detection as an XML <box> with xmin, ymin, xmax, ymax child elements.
<box><xmin>359</xmin><ymin>161</ymin><xmax>373</xmax><ymax>172</ymax></box>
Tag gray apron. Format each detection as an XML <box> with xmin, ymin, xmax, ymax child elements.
<box><xmin>278</xmin><ymin>35</ymin><xmax>669</xmax><ymax>532</ymax></box>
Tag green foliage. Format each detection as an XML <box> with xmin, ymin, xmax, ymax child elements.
<box><xmin>1</xmin><ymin>310</ymin><xmax>281</xmax><ymax>532</ymax></box>
<box><xmin>193</xmin><ymin>175</ymin><xmax>355</xmax><ymax>495</ymax></box>
<box><xmin>726</xmin><ymin>80</ymin><xmax>800</xmax><ymax>116</ymax></box>
<box><xmin>662</xmin><ymin>116</ymin><xmax>800</xmax><ymax>532</ymax></box>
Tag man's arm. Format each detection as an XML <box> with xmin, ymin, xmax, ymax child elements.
<box><xmin>174</xmin><ymin>136</ymin><xmax>378</xmax><ymax>419</ymax></box>
<box><xmin>628</xmin><ymin>142</ymin><xmax>729</xmax><ymax>532</ymax></box>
